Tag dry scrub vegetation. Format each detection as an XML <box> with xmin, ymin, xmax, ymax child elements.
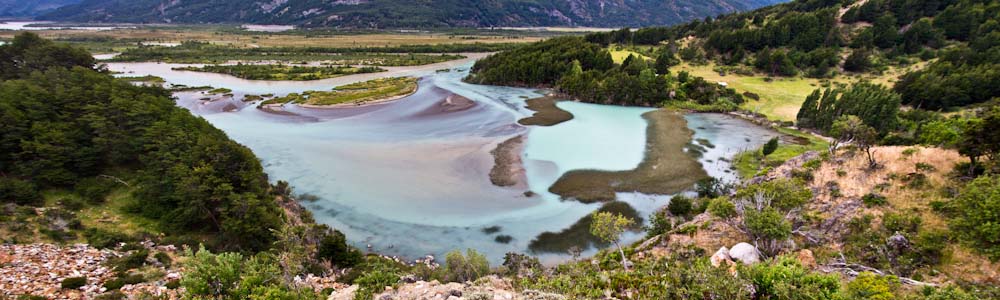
<box><xmin>805</xmin><ymin>146</ymin><xmax>1000</xmax><ymax>283</ymax></box>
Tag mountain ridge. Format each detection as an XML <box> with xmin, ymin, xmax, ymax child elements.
<box><xmin>39</xmin><ymin>0</ymin><xmax>788</xmax><ymax>28</ymax></box>
<box><xmin>0</xmin><ymin>0</ymin><xmax>81</xmax><ymax>17</ymax></box>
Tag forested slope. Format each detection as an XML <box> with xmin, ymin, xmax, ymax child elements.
<box><xmin>470</xmin><ymin>0</ymin><xmax>999</xmax><ymax>111</ymax></box>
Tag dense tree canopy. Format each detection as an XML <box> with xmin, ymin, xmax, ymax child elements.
<box><xmin>468</xmin><ymin>36</ymin><xmax>614</xmax><ymax>87</ymax></box>
<box><xmin>0</xmin><ymin>31</ymin><xmax>95</xmax><ymax>80</ymax></box>
<box><xmin>470</xmin><ymin>38</ymin><xmax>744</xmax><ymax>108</ymax></box>
<box><xmin>796</xmin><ymin>82</ymin><xmax>901</xmax><ymax>134</ymax></box>
<box><xmin>0</xmin><ymin>33</ymin><xmax>283</xmax><ymax>251</ymax></box>
<box><xmin>578</xmin><ymin>0</ymin><xmax>997</xmax><ymax>108</ymax></box>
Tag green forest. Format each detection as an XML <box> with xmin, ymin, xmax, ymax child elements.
<box><xmin>598</xmin><ymin>0</ymin><xmax>998</xmax><ymax>110</ymax></box>
<box><xmin>471</xmin><ymin>0</ymin><xmax>998</xmax><ymax>111</ymax></box>
<box><xmin>468</xmin><ymin>36</ymin><xmax>745</xmax><ymax>109</ymax></box>
<box><xmin>0</xmin><ymin>32</ymin><xmax>283</xmax><ymax>251</ymax></box>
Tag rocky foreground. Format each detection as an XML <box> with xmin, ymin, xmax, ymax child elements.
<box><xmin>0</xmin><ymin>243</ymin><xmax>342</xmax><ymax>300</ymax></box>
<box><xmin>328</xmin><ymin>276</ymin><xmax>565</xmax><ymax>300</ymax></box>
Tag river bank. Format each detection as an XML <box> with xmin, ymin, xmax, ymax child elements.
<box><xmin>517</xmin><ymin>95</ymin><xmax>574</xmax><ymax>126</ymax></box>
<box><xmin>489</xmin><ymin>135</ymin><xmax>527</xmax><ymax>188</ymax></box>
<box><xmin>547</xmin><ymin>109</ymin><xmax>708</xmax><ymax>203</ymax></box>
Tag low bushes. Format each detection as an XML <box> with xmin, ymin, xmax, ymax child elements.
<box><xmin>60</xmin><ymin>277</ymin><xmax>87</xmax><ymax>289</ymax></box>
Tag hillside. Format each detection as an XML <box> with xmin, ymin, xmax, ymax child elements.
<box><xmin>39</xmin><ymin>0</ymin><xmax>786</xmax><ymax>28</ymax></box>
<box><xmin>0</xmin><ymin>0</ymin><xmax>79</xmax><ymax>17</ymax></box>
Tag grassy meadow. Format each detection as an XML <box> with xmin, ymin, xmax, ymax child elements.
<box><xmin>675</xmin><ymin>62</ymin><xmax>926</xmax><ymax>122</ymax></box>
<box><xmin>264</xmin><ymin>77</ymin><xmax>418</xmax><ymax>106</ymax></box>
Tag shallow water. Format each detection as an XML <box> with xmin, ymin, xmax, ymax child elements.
<box><xmin>0</xmin><ymin>21</ymin><xmax>132</xmax><ymax>31</ymax></box>
<box><xmin>242</xmin><ymin>25</ymin><xmax>296</xmax><ymax>32</ymax></box>
<box><xmin>105</xmin><ymin>54</ymin><xmax>488</xmax><ymax>96</ymax></box>
<box><xmin>106</xmin><ymin>59</ymin><xmax>777</xmax><ymax>263</ymax></box>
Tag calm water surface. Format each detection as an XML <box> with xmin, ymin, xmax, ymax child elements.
<box><xmin>106</xmin><ymin>59</ymin><xmax>777</xmax><ymax>263</ymax></box>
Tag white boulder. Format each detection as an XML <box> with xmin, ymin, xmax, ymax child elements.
<box><xmin>710</xmin><ymin>247</ymin><xmax>731</xmax><ymax>267</ymax></box>
<box><xmin>729</xmin><ymin>243</ymin><xmax>761</xmax><ymax>265</ymax></box>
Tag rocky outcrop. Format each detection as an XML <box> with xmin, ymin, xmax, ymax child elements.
<box><xmin>328</xmin><ymin>276</ymin><xmax>566</xmax><ymax>300</ymax></box>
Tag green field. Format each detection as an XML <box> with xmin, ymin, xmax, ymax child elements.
<box><xmin>609</xmin><ymin>49</ymin><xmax>650</xmax><ymax>64</ymax></box>
<box><xmin>732</xmin><ymin>128</ymin><xmax>830</xmax><ymax>179</ymax></box>
<box><xmin>676</xmin><ymin>62</ymin><xmax>921</xmax><ymax>122</ymax></box>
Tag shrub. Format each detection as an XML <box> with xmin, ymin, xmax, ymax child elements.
<box><xmin>862</xmin><ymin>193</ymin><xmax>888</xmax><ymax>207</ymax></box>
<box><xmin>444</xmin><ymin>249</ymin><xmax>490</xmax><ymax>282</ymax></box>
<box><xmin>843</xmin><ymin>272</ymin><xmax>899</xmax><ymax>300</ymax></box>
<box><xmin>744</xmin><ymin>208</ymin><xmax>792</xmax><ymax>241</ymax></box>
<box><xmin>354</xmin><ymin>259</ymin><xmax>401</xmax><ymax>300</ymax></box>
<box><xmin>501</xmin><ymin>252</ymin><xmax>541</xmax><ymax>277</ymax></box>
<box><xmin>707</xmin><ymin>198</ymin><xmax>736</xmax><ymax>219</ymax></box>
<box><xmin>110</xmin><ymin>249</ymin><xmax>149</xmax><ymax>272</ymax></box>
<box><xmin>743</xmin><ymin>257</ymin><xmax>840</xmax><ymax>300</ymax></box>
<box><xmin>317</xmin><ymin>230</ymin><xmax>362</xmax><ymax>268</ymax></box>
<box><xmin>667</xmin><ymin>195</ymin><xmax>693</xmax><ymax>216</ymax></box>
<box><xmin>922</xmin><ymin>286</ymin><xmax>977</xmax><ymax>300</ymax></box>
<box><xmin>907</xmin><ymin>230</ymin><xmax>949</xmax><ymax>267</ymax></box>
<box><xmin>180</xmin><ymin>245</ymin><xmax>290</xmax><ymax>298</ymax></box>
<box><xmin>94</xmin><ymin>291</ymin><xmax>125</xmax><ymax>300</ymax></box>
<box><xmin>915</xmin><ymin>162</ymin><xmax>937</xmax><ymax>172</ymax></box>
<box><xmin>74</xmin><ymin>177</ymin><xmax>116</xmax><ymax>203</ymax></box>
<box><xmin>103</xmin><ymin>278</ymin><xmax>125</xmax><ymax>290</ymax></box>
<box><xmin>735</xmin><ymin>179</ymin><xmax>812</xmax><ymax>211</ymax></box>
<box><xmin>802</xmin><ymin>158</ymin><xmax>823</xmax><ymax>170</ymax></box>
<box><xmin>883</xmin><ymin>212</ymin><xmax>922</xmax><ymax>234</ymax></box>
<box><xmin>645</xmin><ymin>210</ymin><xmax>672</xmax><ymax>238</ymax></box>
<box><xmin>904</xmin><ymin>173</ymin><xmax>930</xmax><ymax>189</ymax></box>
<box><xmin>165</xmin><ymin>280</ymin><xmax>180</xmax><ymax>289</ymax></box>
<box><xmin>791</xmin><ymin>169</ymin><xmax>815</xmax><ymax>182</ymax></box>
<box><xmin>154</xmin><ymin>252</ymin><xmax>172</xmax><ymax>267</ymax></box>
<box><xmin>122</xmin><ymin>273</ymin><xmax>145</xmax><ymax>285</ymax></box>
<box><xmin>85</xmin><ymin>228</ymin><xmax>133</xmax><ymax>249</ymax></box>
<box><xmin>946</xmin><ymin>175</ymin><xmax>1000</xmax><ymax>261</ymax></box>
<box><xmin>762</xmin><ymin>137</ymin><xmax>779</xmax><ymax>158</ymax></box>
<box><xmin>0</xmin><ymin>178</ymin><xmax>42</xmax><ymax>206</ymax></box>
<box><xmin>61</xmin><ymin>277</ymin><xmax>87</xmax><ymax>289</ymax></box>
<box><xmin>59</xmin><ymin>197</ymin><xmax>86</xmax><ymax>211</ymax></box>
<box><xmin>695</xmin><ymin>177</ymin><xmax>730</xmax><ymax>198</ymax></box>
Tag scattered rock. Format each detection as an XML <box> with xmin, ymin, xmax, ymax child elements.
<box><xmin>710</xmin><ymin>247</ymin><xmax>732</xmax><ymax>267</ymax></box>
<box><xmin>729</xmin><ymin>243</ymin><xmax>761</xmax><ymax>265</ymax></box>
<box><xmin>328</xmin><ymin>284</ymin><xmax>357</xmax><ymax>300</ymax></box>
<box><xmin>358</xmin><ymin>276</ymin><xmax>563</xmax><ymax>300</ymax></box>
<box><xmin>888</xmin><ymin>233</ymin><xmax>910</xmax><ymax>251</ymax></box>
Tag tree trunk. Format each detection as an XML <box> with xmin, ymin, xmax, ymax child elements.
<box><xmin>615</xmin><ymin>241</ymin><xmax>629</xmax><ymax>271</ymax></box>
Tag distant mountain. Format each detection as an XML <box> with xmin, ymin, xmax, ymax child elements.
<box><xmin>0</xmin><ymin>0</ymin><xmax>80</xmax><ymax>17</ymax></box>
<box><xmin>39</xmin><ymin>0</ymin><xmax>787</xmax><ymax>28</ymax></box>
